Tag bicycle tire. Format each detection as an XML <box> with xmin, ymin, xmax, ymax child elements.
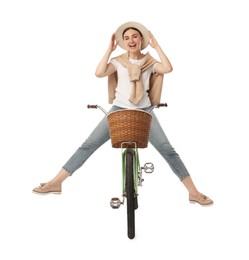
<box><xmin>125</xmin><ymin>148</ymin><xmax>135</xmax><ymax>239</ymax></box>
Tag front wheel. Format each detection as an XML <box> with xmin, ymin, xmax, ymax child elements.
<box><xmin>125</xmin><ymin>148</ymin><xmax>135</xmax><ymax>239</ymax></box>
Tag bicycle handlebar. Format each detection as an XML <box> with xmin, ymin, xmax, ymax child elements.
<box><xmin>87</xmin><ymin>105</ymin><xmax>98</xmax><ymax>109</ymax></box>
<box><xmin>87</xmin><ymin>103</ymin><xmax>168</xmax><ymax>115</ymax></box>
<box><xmin>87</xmin><ymin>104</ymin><xmax>108</xmax><ymax>115</ymax></box>
<box><xmin>156</xmin><ymin>103</ymin><xmax>168</xmax><ymax>108</ymax></box>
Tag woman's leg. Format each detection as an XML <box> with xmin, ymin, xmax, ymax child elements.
<box><xmin>33</xmin><ymin>106</ymin><xmax>121</xmax><ymax>194</ymax></box>
<box><xmin>148</xmin><ymin>111</ymin><xmax>213</xmax><ymax>205</ymax></box>
<box><xmin>149</xmin><ymin>111</ymin><xmax>190</xmax><ymax>181</ymax></box>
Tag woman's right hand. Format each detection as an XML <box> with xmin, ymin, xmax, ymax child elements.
<box><xmin>108</xmin><ymin>33</ymin><xmax>118</xmax><ymax>52</ymax></box>
<box><xmin>95</xmin><ymin>33</ymin><xmax>118</xmax><ymax>77</ymax></box>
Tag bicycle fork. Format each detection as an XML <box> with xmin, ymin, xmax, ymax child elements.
<box><xmin>110</xmin><ymin>142</ymin><xmax>154</xmax><ymax>209</ymax></box>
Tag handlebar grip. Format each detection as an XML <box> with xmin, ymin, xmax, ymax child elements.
<box><xmin>157</xmin><ymin>103</ymin><xmax>168</xmax><ymax>107</ymax></box>
<box><xmin>87</xmin><ymin>105</ymin><xmax>98</xmax><ymax>109</ymax></box>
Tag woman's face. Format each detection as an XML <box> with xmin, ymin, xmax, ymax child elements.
<box><xmin>123</xmin><ymin>28</ymin><xmax>143</xmax><ymax>52</ymax></box>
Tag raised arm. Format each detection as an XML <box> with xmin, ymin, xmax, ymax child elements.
<box><xmin>95</xmin><ymin>33</ymin><xmax>117</xmax><ymax>78</ymax></box>
<box><xmin>148</xmin><ymin>31</ymin><xmax>173</xmax><ymax>74</ymax></box>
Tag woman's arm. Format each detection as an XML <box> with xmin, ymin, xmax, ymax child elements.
<box><xmin>148</xmin><ymin>32</ymin><xmax>173</xmax><ymax>74</ymax></box>
<box><xmin>95</xmin><ymin>34</ymin><xmax>117</xmax><ymax>77</ymax></box>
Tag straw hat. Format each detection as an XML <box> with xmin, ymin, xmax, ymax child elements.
<box><xmin>115</xmin><ymin>21</ymin><xmax>150</xmax><ymax>50</ymax></box>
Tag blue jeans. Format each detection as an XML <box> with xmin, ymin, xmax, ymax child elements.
<box><xmin>63</xmin><ymin>106</ymin><xmax>190</xmax><ymax>181</ymax></box>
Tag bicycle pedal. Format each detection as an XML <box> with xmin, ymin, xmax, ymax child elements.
<box><xmin>110</xmin><ymin>197</ymin><xmax>122</xmax><ymax>209</ymax></box>
<box><xmin>142</xmin><ymin>162</ymin><xmax>154</xmax><ymax>173</ymax></box>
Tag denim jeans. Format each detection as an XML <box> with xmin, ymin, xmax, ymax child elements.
<box><xmin>63</xmin><ymin>106</ymin><xmax>190</xmax><ymax>181</ymax></box>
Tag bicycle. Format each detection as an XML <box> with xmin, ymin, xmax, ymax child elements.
<box><xmin>87</xmin><ymin>103</ymin><xmax>167</xmax><ymax>239</ymax></box>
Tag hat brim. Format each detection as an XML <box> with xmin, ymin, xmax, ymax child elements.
<box><xmin>115</xmin><ymin>21</ymin><xmax>150</xmax><ymax>50</ymax></box>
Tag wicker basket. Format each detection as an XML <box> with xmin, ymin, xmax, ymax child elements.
<box><xmin>107</xmin><ymin>109</ymin><xmax>152</xmax><ymax>148</ymax></box>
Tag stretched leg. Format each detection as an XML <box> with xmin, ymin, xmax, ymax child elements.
<box><xmin>33</xmin><ymin>106</ymin><xmax>121</xmax><ymax>194</ymax></box>
<box><xmin>148</xmin><ymin>111</ymin><xmax>213</xmax><ymax>205</ymax></box>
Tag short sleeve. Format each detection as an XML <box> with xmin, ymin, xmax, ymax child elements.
<box><xmin>110</xmin><ymin>58</ymin><xmax>117</xmax><ymax>70</ymax></box>
<box><xmin>152</xmin><ymin>63</ymin><xmax>159</xmax><ymax>74</ymax></box>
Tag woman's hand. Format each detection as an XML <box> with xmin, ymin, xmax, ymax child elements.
<box><xmin>108</xmin><ymin>33</ymin><xmax>119</xmax><ymax>52</ymax></box>
<box><xmin>148</xmin><ymin>31</ymin><xmax>159</xmax><ymax>49</ymax></box>
<box><xmin>147</xmin><ymin>31</ymin><xmax>173</xmax><ymax>74</ymax></box>
<box><xmin>95</xmin><ymin>33</ymin><xmax>117</xmax><ymax>77</ymax></box>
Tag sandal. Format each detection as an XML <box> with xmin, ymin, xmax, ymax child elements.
<box><xmin>189</xmin><ymin>193</ymin><xmax>213</xmax><ymax>206</ymax></box>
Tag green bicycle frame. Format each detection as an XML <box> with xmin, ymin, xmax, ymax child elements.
<box><xmin>122</xmin><ymin>147</ymin><xmax>140</xmax><ymax>196</ymax></box>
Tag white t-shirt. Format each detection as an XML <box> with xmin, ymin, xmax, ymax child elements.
<box><xmin>110</xmin><ymin>57</ymin><xmax>158</xmax><ymax>109</ymax></box>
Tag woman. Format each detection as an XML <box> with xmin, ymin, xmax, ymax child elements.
<box><xmin>33</xmin><ymin>21</ymin><xmax>213</xmax><ymax>206</ymax></box>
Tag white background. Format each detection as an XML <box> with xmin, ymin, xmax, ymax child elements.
<box><xmin>1</xmin><ymin>0</ymin><xmax>249</xmax><ymax>259</ymax></box>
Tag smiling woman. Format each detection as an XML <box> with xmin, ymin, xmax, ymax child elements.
<box><xmin>123</xmin><ymin>29</ymin><xmax>144</xmax><ymax>54</ymax></box>
<box><xmin>115</xmin><ymin>21</ymin><xmax>150</xmax><ymax>51</ymax></box>
<box><xmin>32</xmin><ymin>21</ymin><xmax>213</xmax><ymax>206</ymax></box>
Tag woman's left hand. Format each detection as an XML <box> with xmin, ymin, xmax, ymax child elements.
<box><xmin>148</xmin><ymin>31</ymin><xmax>159</xmax><ymax>49</ymax></box>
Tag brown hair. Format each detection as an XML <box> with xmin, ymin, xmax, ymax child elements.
<box><xmin>122</xmin><ymin>27</ymin><xmax>143</xmax><ymax>38</ymax></box>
